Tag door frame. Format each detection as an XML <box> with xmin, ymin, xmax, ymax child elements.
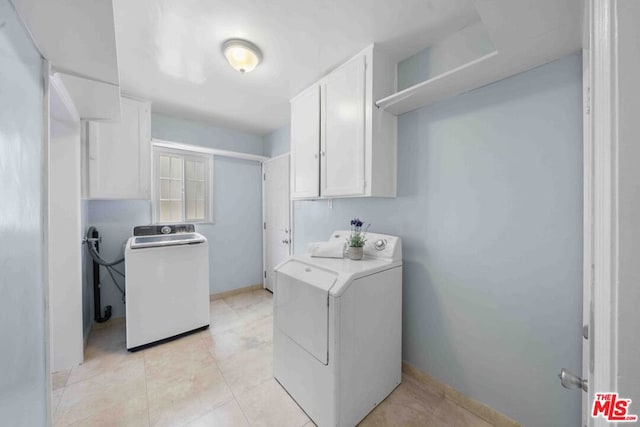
<box><xmin>43</xmin><ymin>62</ymin><xmax>83</xmax><ymax>425</ymax></box>
<box><xmin>582</xmin><ymin>43</ymin><xmax>592</xmax><ymax>427</ymax></box>
<box><xmin>48</xmin><ymin>69</ymin><xmax>84</xmax><ymax>373</ymax></box>
<box><xmin>42</xmin><ymin>59</ymin><xmax>53</xmax><ymax>427</ymax></box>
<box><xmin>262</xmin><ymin>152</ymin><xmax>293</xmax><ymax>291</ymax></box>
<box><xmin>587</xmin><ymin>0</ymin><xmax>620</xmax><ymax>426</ymax></box>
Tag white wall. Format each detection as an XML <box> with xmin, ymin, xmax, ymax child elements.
<box><xmin>0</xmin><ymin>0</ymin><xmax>48</xmax><ymax>423</ymax></box>
<box><xmin>49</xmin><ymin>82</ymin><xmax>83</xmax><ymax>372</ymax></box>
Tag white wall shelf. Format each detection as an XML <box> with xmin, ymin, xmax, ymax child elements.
<box><xmin>376</xmin><ymin>51</ymin><xmax>499</xmax><ymax>115</ymax></box>
<box><xmin>376</xmin><ymin>0</ymin><xmax>583</xmax><ymax>116</ymax></box>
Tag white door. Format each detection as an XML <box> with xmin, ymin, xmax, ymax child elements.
<box><xmin>321</xmin><ymin>53</ymin><xmax>366</xmax><ymax>197</ymax></box>
<box><xmin>290</xmin><ymin>85</ymin><xmax>320</xmax><ymax>199</ymax></box>
<box><xmin>558</xmin><ymin>49</ymin><xmax>592</xmax><ymax>427</ymax></box>
<box><xmin>263</xmin><ymin>154</ymin><xmax>291</xmax><ymax>292</ymax></box>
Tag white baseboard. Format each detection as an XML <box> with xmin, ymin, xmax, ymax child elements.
<box><xmin>210</xmin><ymin>283</ymin><xmax>265</xmax><ymax>301</ymax></box>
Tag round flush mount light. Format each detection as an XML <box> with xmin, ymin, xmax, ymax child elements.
<box><xmin>222</xmin><ymin>39</ymin><xmax>262</xmax><ymax>73</ymax></box>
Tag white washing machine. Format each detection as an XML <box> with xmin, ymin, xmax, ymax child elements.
<box><xmin>125</xmin><ymin>224</ymin><xmax>210</xmax><ymax>351</ymax></box>
<box><xmin>273</xmin><ymin>231</ymin><xmax>402</xmax><ymax>427</ymax></box>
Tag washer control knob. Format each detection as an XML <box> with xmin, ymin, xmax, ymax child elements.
<box><xmin>161</xmin><ymin>226</ymin><xmax>172</xmax><ymax>235</ymax></box>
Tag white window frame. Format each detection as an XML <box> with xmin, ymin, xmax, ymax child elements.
<box><xmin>151</xmin><ymin>143</ymin><xmax>214</xmax><ymax>224</ymax></box>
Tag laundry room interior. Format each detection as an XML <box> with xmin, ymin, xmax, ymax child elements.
<box><xmin>3</xmin><ymin>0</ymin><xmax>640</xmax><ymax>426</ymax></box>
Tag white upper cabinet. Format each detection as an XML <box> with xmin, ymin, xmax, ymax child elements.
<box><xmin>84</xmin><ymin>96</ymin><xmax>151</xmax><ymax>200</ymax></box>
<box><xmin>321</xmin><ymin>54</ymin><xmax>366</xmax><ymax>197</ymax></box>
<box><xmin>290</xmin><ymin>45</ymin><xmax>397</xmax><ymax>200</ymax></box>
<box><xmin>290</xmin><ymin>85</ymin><xmax>321</xmax><ymax>199</ymax></box>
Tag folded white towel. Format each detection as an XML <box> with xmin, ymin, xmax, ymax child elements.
<box><xmin>308</xmin><ymin>241</ymin><xmax>345</xmax><ymax>258</ymax></box>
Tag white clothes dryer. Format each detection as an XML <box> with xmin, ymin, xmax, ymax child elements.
<box><xmin>273</xmin><ymin>231</ymin><xmax>402</xmax><ymax>427</ymax></box>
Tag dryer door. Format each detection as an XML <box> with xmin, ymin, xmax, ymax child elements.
<box><xmin>275</xmin><ymin>261</ymin><xmax>337</xmax><ymax>365</ymax></box>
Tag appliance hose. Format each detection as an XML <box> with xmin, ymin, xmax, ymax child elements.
<box><xmin>85</xmin><ymin>226</ymin><xmax>126</xmax><ymax>301</ymax></box>
<box><xmin>85</xmin><ymin>229</ymin><xmax>124</xmax><ymax>266</ymax></box>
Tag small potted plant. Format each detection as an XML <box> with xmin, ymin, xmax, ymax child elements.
<box><xmin>347</xmin><ymin>218</ymin><xmax>369</xmax><ymax>260</ymax></box>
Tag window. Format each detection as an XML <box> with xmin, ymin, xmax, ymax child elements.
<box><xmin>152</xmin><ymin>144</ymin><xmax>214</xmax><ymax>224</ymax></box>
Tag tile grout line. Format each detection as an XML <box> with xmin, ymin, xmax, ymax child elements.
<box><xmin>206</xmin><ymin>297</ymin><xmax>257</xmax><ymax>426</ymax></box>
<box><xmin>51</xmin><ymin>386</ymin><xmax>65</xmax><ymax>425</ymax></box>
<box><xmin>142</xmin><ymin>351</ymin><xmax>152</xmax><ymax>427</ymax></box>
<box><xmin>146</xmin><ymin>333</ymin><xmax>232</xmax><ymax>427</ymax></box>
<box><xmin>222</xmin><ymin>290</ymin><xmax>271</xmax><ymax>317</ymax></box>
<box><xmin>199</xmin><ymin>324</ymin><xmax>253</xmax><ymax>426</ymax></box>
<box><xmin>50</xmin><ymin>370</ymin><xmax>70</xmax><ymax>422</ymax></box>
<box><xmin>220</xmin><ymin>297</ymin><xmax>245</xmax><ymax>318</ymax></box>
<box><xmin>219</xmin><ymin>373</ymin><xmax>253</xmax><ymax>427</ymax></box>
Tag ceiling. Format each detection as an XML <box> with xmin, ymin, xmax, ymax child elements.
<box><xmin>113</xmin><ymin>0</ymin><xmax>480</xmax><ymax>135</ymax></box>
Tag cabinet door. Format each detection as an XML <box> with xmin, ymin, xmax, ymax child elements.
<box><xmin>321</xmin><ymin>54</ymin><xmax>366</xmax><ymax>197</ymax></box>
<box><xmin>87</xmin><ymin>97</ymin><xmax>150</xmax><ymax>199</ymax></box>
<box><xmin>290</xmin><ymin>85</ymin><xmax>320</xmax><ymax>199</ymax></box>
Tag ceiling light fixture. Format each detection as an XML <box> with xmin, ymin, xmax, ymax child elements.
<box><xmin>222</xmin><ymin>39</ymin><xmax>262</xmax><ymax>73</ymax></box>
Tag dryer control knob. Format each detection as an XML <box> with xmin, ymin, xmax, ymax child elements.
<box><xmin>374</xmin><ymin>239</ymin><xmax>387</xmax><ymax>251</ymax></box>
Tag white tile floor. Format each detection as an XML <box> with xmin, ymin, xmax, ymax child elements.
<box><xmin>51</xmin><ymin>289</ymin><xmax>496</xmax><ymax>427</ymax></box>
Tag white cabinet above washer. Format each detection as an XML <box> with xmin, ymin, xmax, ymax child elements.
<box><xmin>83</xmin><ymin>96</ymin><xmax>151</xmax><ymax>200</ymax></box>
<box><xmin>290</xmin><ymin>45</ymin><xmax>397</xmax><ymax>200</ymax></box>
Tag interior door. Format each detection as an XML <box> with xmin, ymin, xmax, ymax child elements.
<box><xmin>263</xmin><ymin>155</ymin><xmax>291</xmax><ymax>292</ymax></box>
<box><xmin>558</xmin><ymin>44</ymin><xmax>592</xmax><ymax>427</ymax></box>
<box><xmin>321</xmin><ymin>53</ymin><xmax>366</xmax><ymax>197</ymax></box>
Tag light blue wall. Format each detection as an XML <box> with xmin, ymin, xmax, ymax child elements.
<box><xmin>0</xmin><ymin>0</ymin><xmax>48</xmax><ymax>424</ymax></box>
<box><xmin>397</xmin><ymin>22</ymin><xmax>495</xmax><ymax>91</ymax></box>
<box><xmin>263</xmin><ymin>125</ymin><xmax>290</xmax><ymax>157</ymax></box>
<box><xmin>86</xmin><ymin>200</ymin><xmax>151</xmax><ymax>319</ymax></box>
<box><xmin>152</xmin><ymin>115</ymin><xmax>264</xmax><ymax>295</ymax></box>
<box><xmin>397</xmin><ymin>49</ymin><xmax>431</xmax><ymax>92</ymax></box>
<box><xmin>86</xmin><ymin>114</ymin><xmax>264</xmax><ymax>318</ymax></box>
<box><xmin>208</xmin><ymin>157</ymin><xmax>263</xmax><ymax>290</ymax></box>
<box><xmin>152</xmin><ymin>113</ymin><xmax>264</xmax><ymax>155</ymax></box>
<box><xmin>293</xmin><ymin>53</ymin><xmax>583</xmax><ymax>426</ymax></box>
